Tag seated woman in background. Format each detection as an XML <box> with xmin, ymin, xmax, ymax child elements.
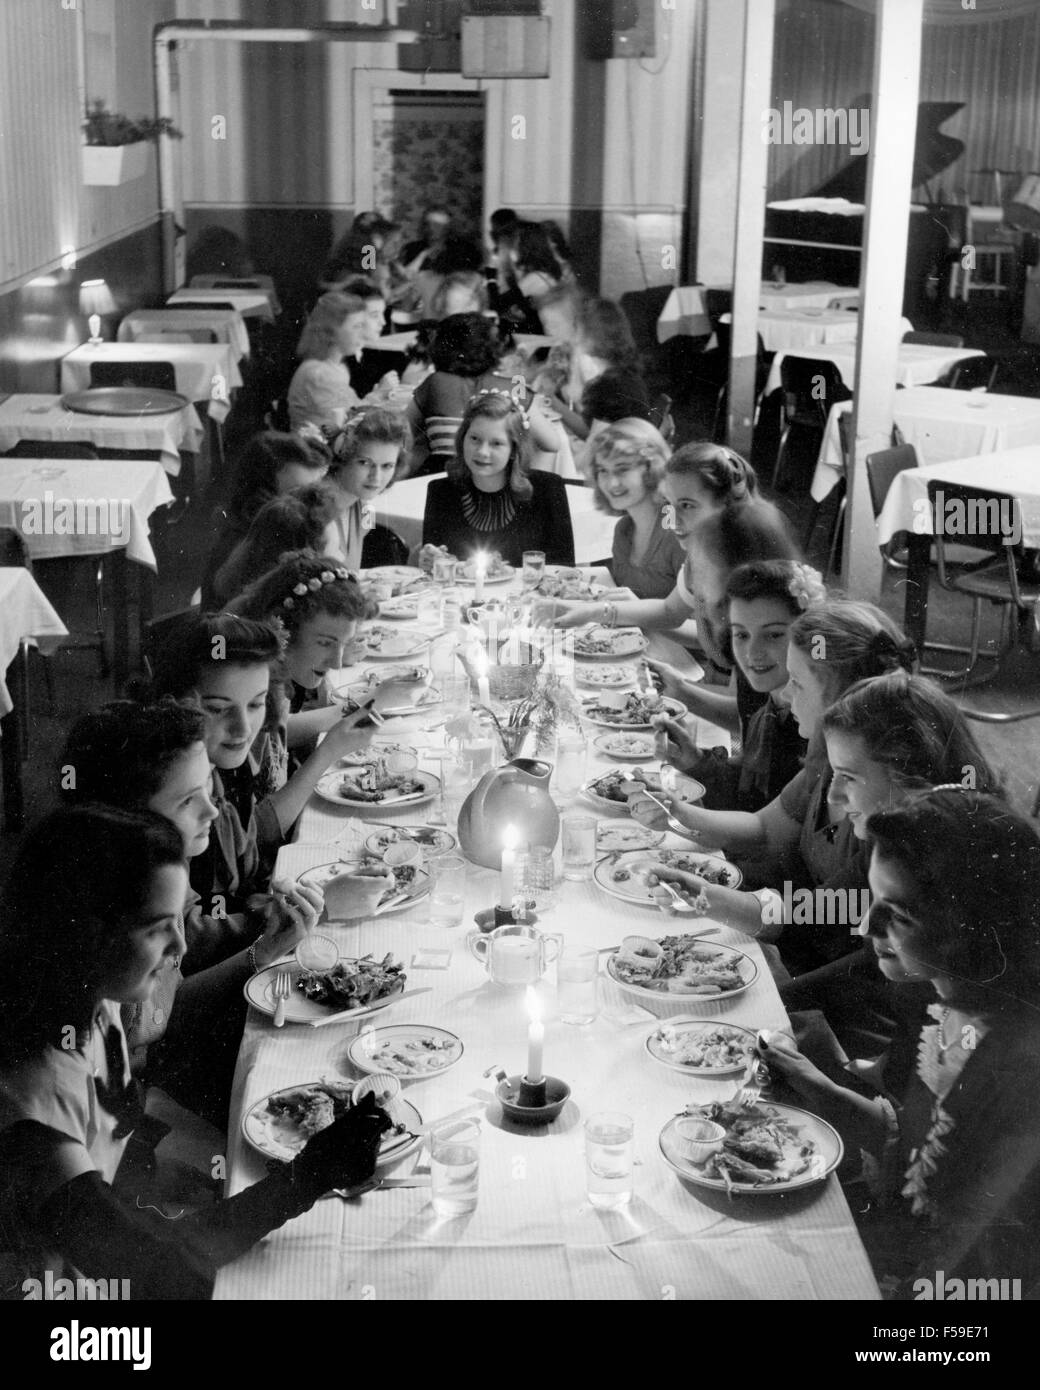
<box><xmin>287</xmin><ymin>292</ymin><xmax>368</xmax><ymax>431</ymax></box>
<box><xmin>201</xmin><ymin>432</ymin><xmax>328</xmax><ymax>609</ymax></box>
<box><xmin>209</xmin><ymin>483</ymin><xmax>340</xmax><ymax>610</ymax></box>
<box><xmin>0</xmin><ymin>805</ymin><xmax>390</xmax><ymax>1301</ymax></box>
<box><xmin>319</xmin><ymin>406</ymin><xmax>410</xmax><ymax>569</ymax></box>
<box><xmin>186</xmin><ymin>224</ymin><xmax>254</xmax><ymax>282</ymax></box>
<box><xmin>320</xmin><ymin>211</ymin><xmax>402</xmax><ymax>300</ymax></box>
<box><xmin>430</xmin><ymin>270</ymin><xmax>488</xmax><ymax>320</ymax></box>
<box><xmin>494</xmin><ymin>220</ymin><xmax>564</xmax><ymax>333</ymax></box>
<box><xmin>582</xmin><ymin>419</ymin><xmax>683</xmax><ymax>599</ymax></box>
<box><xmin>763</xmin><ymin>788</ymin><xmax>1040</xmax><ymax>1299</ymax></box>
<box><xmin>420</xmin><ymin>390</ymin><xmax>574</xmax><ymax>568</ymax></box>
<box><xmin>405</xmin><ymin>313</ymin><xmax>562</xmax><ymax>476</ymax></box>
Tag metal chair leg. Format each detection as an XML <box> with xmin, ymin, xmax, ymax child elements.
<box><xmin>95</xmin><ymin>558</ymin><xmax>110</xmax><ymax>678</ymax></box>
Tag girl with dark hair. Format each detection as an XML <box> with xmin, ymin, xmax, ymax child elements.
<box><xmin>763</xmin><ymin>789</ymin><xmax>1040</xmax><ymax>1298</ymax></box>
<box><xmin>288</xmin><ymin>292</ymin><xmax>369</xmax><ymax>430</ymax></box>
<box><xmin>210</xmin><ymin>483</ymin><xmax>341</xmax><ymax>609</ymax></box>
<box><xmin>419</xmin><ymin>391</ymin><xmax>574</xmax><ymax>567</ymax></box>
<box><xmin>320</xmin><ymin>405</ymin><xmax>411</xmax><ymax>567</ymax></box>
<box><xmin>0</xmin><ymin>806</ymin><xmax>390</xmax><ymax>1300</ymax></box>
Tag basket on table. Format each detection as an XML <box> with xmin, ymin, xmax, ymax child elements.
<box><xmin>458</xmin><ymin>646</ymin><xmax>542</xmax><ymax>702</ymax></box>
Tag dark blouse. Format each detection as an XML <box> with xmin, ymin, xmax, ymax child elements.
<box><xmin>610</xmin><ymin>512</ymin><xmax>685</xmax><ymax>599</ymax></box>
<box><xmin>421</xmin><ymin>470</ymin><xmax>575</xmax><ymax>568</ymax></box>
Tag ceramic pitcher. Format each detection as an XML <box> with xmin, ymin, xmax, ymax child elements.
<box><xmin>456</xmin><ymin>757</ymin><xmax>560</xmax><ymax>869</ymax></box>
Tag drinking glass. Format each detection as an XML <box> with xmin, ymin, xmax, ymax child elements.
<box><xmin>515</xmin><ymin>845</ymin><xmax>556</xmax><ymax>912</ymax></box>
<box><xmin>431</xmin><ymin>1120</ymin><xmax>481</xmax><ymax>1216</ymax></box>
<box><xmin>561</xmin><ymin>812</ymin><xmax>597</xmax><ymax>881</ymax></box>
<box><xmin>442</xmin><ymin>760</ymin><xmax>471</xmax><ymax>829</ymax></box>
<box><xmin>584</xmin><ymin>1112</ymin><xmax>634</xmax><ymax>1208</ymax></box>
<box><xmin>433</xmin><ymin>555</ymin><xmax>458</xmax><ymax>586</ymax></box>
<box><xmin>416</xmin><ymin>589</ymin><xmax>444</xmax><ymax>627</ymax></box>
<box><xmin>438</xmin><ymin>674</ymin><xmax>471</xmax><ymax>723</ymax></box>
<box><xmin>522</xmin><ymin>550</ymin><xmax>546</xmax><ymax>590</ymax></box>
<box><xmin>554</xmin><ymin>729</ymin><xmax>587</xmax><ymax>799</ymax></box>
<box><xmin>557</xmin><ymin>946</ymin><xmax>599</xmax><ymax>1024</ymax></box>
<box><xmin>428</xmin><ymin>854</ymin><xmax>466</xmax><ymax>928</ymax></box>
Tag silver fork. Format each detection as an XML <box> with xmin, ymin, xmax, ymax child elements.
<box><xmin>732</xmin><ymin>1057</ymin><xmax>767</xmax><ymax>1108</ymax></box>
<box><xmin>272</xmin><ymin>970</ymin><xmax>292</xmax><ymax>1028</ymax></box>
<box><xmin>620</xmin><ymin>770</ymin><xmax>692</xmax><ymax>839</ymax></box>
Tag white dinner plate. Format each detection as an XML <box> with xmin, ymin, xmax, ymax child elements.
<box><xmin>457</xmin><ymin>560</ymin><xmax>515</xmax><ymax>585</ymax></box>
<box><xmin>582</xmin><ymin>769</ymin><xmax>705</xmax><ymax>813</ymax></box>
<box><xmin>314</xmin><ymin>768</ymin><xmax>440</xmax><ymax>810</ymax></box>
<box><xmin>594</xmin><ymin>848</ymin><xmax>742</xmax><ymax>904</ymax></box>
<box><xmin>364</xmin><ymin>824</ymin><xmax>458</xmax><ymax>857</ymax></box>
<box><xmin>659</xmin><ymin>1102</ymin><xmax>843</xmax><ymax>1194</ymax></box>
<box><xmin>606</xmin><ymin>939</ymin><xmax>758</xmax><ymax>1003</ymax></box>
<box><xmin>362</xmin><ymin>627</ymin><xmax>429</xmax><ymax>660</ymax></box>
<box><xmin>347</xmin><ymin>1024</ymin><xmax>464</xmax><ymax>1080</ymax></box>
<box><xmin>645</xmin><ymin>1019</ymin><xmax>758</xmax><ymax>1075</ymax></box>
<box><xmin>296</xmin><ymin>860</ymin><xmax>431</xmax><ymax>914</ymax></box>
<box><xmin>362</xmin><ymin>565</ymin><xmax>425</xmax><ymax>586</ymax></box>
<box><xmin>595</xmin><ymin>821</ymin><xmax>665</xmax><ymax>853</ymax></box>
<box><xmin>338</xmin><ymin>741</ymin><xmax>417</xmax><ymax>767</ymax></box>
<box><xmin>572</xmin><ymin>626</ymin><xmax>648</xmax><ymax>660</ymax></box>
<box><xmin>580</xmin><ymin>694</ymin><xmax>685</xmax><ymax>730</ymax></box>
<box><xmin>244</xmin><ymin>961</ymin><xmax>407</xmax><ymax>1024</ymax></box>
<box><xmin>592</xmin><ymin>733</ymin><xmax>656</xmax><ymax>761</ymax></box>
<box><xmin>242</xmin><ymin>1080</ymin><xmax>422</xmax><ymax>1165</ymax></box>
<box><xmin>378</xmin><ymin>596</ymin><xmax>421</xmax><ymax>620</ymax></box>
<box><xmin>577</xmin><ymin>664</ymin><xmax>637</xmax><ymax>688</ymax></box>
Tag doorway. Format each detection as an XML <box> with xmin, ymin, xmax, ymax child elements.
<box><xmin>372</xmin><ymin>90</ymin><xmax>484</xmax><ymax>243</ymax></box>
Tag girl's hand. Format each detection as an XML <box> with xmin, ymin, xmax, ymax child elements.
<box><xmin>418</xmin><ymin>542</ymin><xmax>451</xmax><ymax>574</ymax></box>
<box><xmin>325</xmin><ymin>868</ymin><xmax>396</xmax><ymax>921</ymax></box>
<box><xmin>624</xmin><ymin>786</ymin><xmax>703</xmax><ymax>839</ymax></box>
<box><xmin>644</xmin><ymin>864</ymin><xmax>712</xmax><ymax>916</ymax></box>
<box><xmin>530</xmin><ymin>598</ymin><xmax>596</xmax><ymax>630</ymax></box>
<box><xmin>645</xmin><ymin>657</ymin><xmax>688</xmax><ymax>700</ymax></box>
<box><xmin>649</xmin><ymin>713</ymin><xmax>700</xmax><ymax>767</ymax></box>
<box><xmin>755</xmin><ymin>1032</ymin><xmax>831</xmax><ymax>1100</ymax></box>
<box><xmin>248</xmin><ymin>879</ymin><xmax>323</xmax><ymax>968</ymax></box>
<box><xmin>321</xmin><ymin>715</ymin><xmax>375</xmax><ymax>761</ymax></box>
<box><xmin>375</xmin><ymin>370</ymin><xmax>400</xmax><ymax>393</ymax></box>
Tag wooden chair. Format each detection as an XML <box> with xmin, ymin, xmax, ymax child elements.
<box><xmin>5</xmin><ymin>440</ymin><xmax>99</xmax><ymax>459</ymax></box>
<box><xmin>772</xmin><ymin>356</ymin><xmax>851</xmax><ymax>490</ymax></box>
<box><xmin>89</xmin><ymin>360</ymin><xmax>178</xmax><ymax>393</ymax></box>
<box><xmin>935</xmin><ymin>355</ymin><xmax>1000</xmax><ymax>392</ymax></box>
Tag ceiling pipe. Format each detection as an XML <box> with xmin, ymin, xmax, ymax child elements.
<box><xmin>152</xmin><ymin>20</ymin><xmax>422</xmax><ymax>290</ymax></box>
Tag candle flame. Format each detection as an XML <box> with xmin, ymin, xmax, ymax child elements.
<box><xmin>525</xmin><ymin>985</ymin><xmax>542</xmax><ymax>1023</ymax></box>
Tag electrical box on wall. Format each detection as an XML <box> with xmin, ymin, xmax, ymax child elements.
<box><xmin>461</xmin><ymin>15</ymin><xmax>550</xmax><ymax>76</ymax></box>
<box><xmin>586</xmin><ymin>0</ymin><xmax>656</xmax><ymax>60</ymax></box>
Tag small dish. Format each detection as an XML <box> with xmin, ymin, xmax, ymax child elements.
<box><xmin>672</xmin><ymin>1118</ymin><xmax>726</xmax><ymax>1163</ymax></box>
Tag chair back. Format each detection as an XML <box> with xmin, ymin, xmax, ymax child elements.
<box><xmin>170</xmin><ymin>301</ymin><xmax>236</xmax><ymax>312</ymax></box>
<box><xmin>926</xmin><ymin>479</ymin><xmax>1024</xmax><ymax>596</ymax></box>
<box><xmin>865</xmin><ymin>444</ymin><xmax>918</xmax><ymax>519</ymax></box>
<box><xmin>779</xmin><ymin>355</ymin><xmax>851</xmax><ymax>425</ymax></box>
<box><xmin>902</xmin><ymin>330</ymin><xmax>965</xmax><ymax>347</ymax></box>
<box><xmin>5</xmin><ymin>440</ymin><xmax>99</xmax><ymax>459</ymax></box>
<box><xmin>947</xmin><ymin>356</ymin><xmax>999</xmax><ymax>391</ymax></box>
<box><xmin>361</xmin><ymin>523</ymin><xmax>409</xmax><ymax>568</ymax></box>
<box><xmin>0</xmin><ymin>526</ymin><xmax>29</xmax><ymax>569</ymax></box>
<box><xmin>89</xmin><ymin>360</ymin><xmax>177</xmax><ymax>393</ymax></box>
<box><xmin>836</xmin><ymin>409</ymin><xmax>853</xmax><ymax>468</ymax></box>
<box><xmin>211</xmin><ymin>279</ymin><xmax>261</xmax><ymax>290</ymax></box>
<box><xmin>704</xmin><ymin>288</ymin><xmax>732</xmax><ymax>326</ymax></box>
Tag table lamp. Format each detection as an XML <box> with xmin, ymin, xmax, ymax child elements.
<box><xmin>79</xmin><ymin>278</ymin><xmax>116</xmax><ymax>345</ymax></box>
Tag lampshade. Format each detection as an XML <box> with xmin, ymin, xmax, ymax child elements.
<box><xmin>78</xmin><ymin>278</ymin><xmax>116</xmax><ymax>317</ymax></box>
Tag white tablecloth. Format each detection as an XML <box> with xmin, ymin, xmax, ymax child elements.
<box><xmin>215</xmin><ymin>607</ymin><xmax>878</xmax><ymax>1302</ymax></box>
<box><xmin>0</xmin><ymin>568</ymin><xmax>67</xmax><ymax>717</ymax></box>
<box><xmin>721</xmin><ymin>309</ymin><xmax>911</xmax><ymax>353</ymax></box>
<box><xmin>376</xmin><ymin>475</ymin><xmax>617</xmax><ymax>566</ymax></box>
<box><xmin>658</xmin><ymin>283</ymin><xmax>859</xmax><ymax>344</ymax></box>
<box><xmin>812</xmin><ymin>388</ymin><xmax>1040</xmax><ymax>502</ymax></box>
<box><xmin>0</xmin><ymin>458</ymin><xmax>173</xmax><ymax>569</ymax></box>
<box><xmin>764</xmin><ymin>342</ymin><xmax>983</xmax><ymax>397</ymax></box>
<box><xmin>758</xmin><ymin>281</ymin><xmax>859</xmax><ymax>311</ymax></box>
<box><xmin>189</xmin><ymin>274</ymin><xmax>281</xmax><ymax>316</ymax></box>
<box><xmin>61</xmin><ymin>342</ymin><xmax>243</xmax><ymax>423</ymax></box>
<box><xmin>876</xmin><ymin>444</ymin><xmax>1040</xmax><ymax>549</ymax></box>
<box><xmin>168</xmin><ymin>287</ymin><xmax>277</xmax><ymax>321</ymax></box>
<box><xmin>118</xmin><ymin>308</ymin><xmax>250</xmax><ymax>361</ymax></box>
<box><xmin>0</xmin><ymin>394</ymin><xmax>204</xmax><ymax>478</ymax></box>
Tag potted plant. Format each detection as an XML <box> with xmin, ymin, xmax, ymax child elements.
<box><xmin>81</xmin><ymin>99</ymin><xmax>182</xmax><ymax>186</ymax></box>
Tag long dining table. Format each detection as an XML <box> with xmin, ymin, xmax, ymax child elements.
<box><xmin>215</xmin><ymin>574</ymin><xmax>880</xmax><ymax>1302</ymax></box>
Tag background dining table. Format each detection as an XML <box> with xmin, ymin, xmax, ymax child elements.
<box><xmin>0</xmin><ymin>393</ymin><xmax>204</xmax><ymax>477</ymax></box>
<box><xmin>188</xmin><ymin>273</ymin><xmax>282</xmax><ymax>316</ymax></box>
<box><xmin>214</xmin><ymin>578</ymin><xmax>879</xmax><ymax>1302</ymax></box>
<box><xmin>167</xmin><ymin>286</ymin><xmax>278</xmax><ymax>322</ymax></box>
<box><xmin>657</xmin><ymin>281</ymin><xmax>860</xmax><ymax>343</ymax></box>
<box><xmin>60</xmin><ymin>341</ymin><xmax>243</xmax><ymax>422</ymax></box>
<box><xmin>0</xmin><ymin>566</ymin><xmax>67</xmax><ymax>829</ymax></box>
<box><xmin>762</xmin><ymin>341</ymin><xmax>984</xmax><ymax>397</ymax></box>
<box><xmin>117</xmin><ymin>307</ymin><xmax>251</xmax><ymax>361</ymax></box>
<box><xmin>720</xmin><ymin>308</ymin><xmax>913</xmax><ymax>353</ymax></box>
<box><xmin>811</xmin><ymin>387</ymin><xmax>1040</xmax><ymax>502</ymax></box>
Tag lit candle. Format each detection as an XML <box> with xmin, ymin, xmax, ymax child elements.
<box><xmin>525</xmin><ymin>986</ymin><xmax>544</xmax><ymax>1083</ymax></box>
<box><xmin>499</xmin><ymin>823</ymin><xmax>518</xmax><ymax>910</ymax></box>
<box><xmin>475</xmin><ymin>647</ymin><xmax>491</xmax><ymax>708</ymax></box>
<box><xmin>474</xmin><ymin>551</ymin><xmax>486</xmax><ymax>604</ymax></box>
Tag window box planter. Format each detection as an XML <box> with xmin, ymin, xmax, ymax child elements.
<box><xmin>81</xmin><ymin>141</ymin><xmax>151</xmax><ymax>187</ymax></box>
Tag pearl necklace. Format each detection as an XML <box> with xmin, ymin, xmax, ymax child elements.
<box><xmin>935</xmin><ymin>1005</ymin><xmax>955</xmax><ymax>1060</ymax></box>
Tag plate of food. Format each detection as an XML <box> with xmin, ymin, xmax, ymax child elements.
<box><xmin>314</xmin><ymin>766</ymin><xmax>439</xmax><ymax>809</ymax></box>
<box><xmin>364</xmin><ymin>824</ymin><xmax>458</xmax><ymax>857</ymax></box>
<box><xmin>347</xmin><ymin>1024</ymin><xmax>463</xmax><ymax>1080</ymax></box>
<box><xmin>592</xmin><ymin>733</ymin><xmax>656</xmax><ymax>761</ymax></box>
<box><xmin>242</xmin><ymin>1078</ymin><xmax>422</xmax><ymax>1166</ymax></box>
<box><xmin>378</xmin><ymin>595</ymin><xmax>421</xmax><ymax>621</ymax></box>
<box><xmin>572</xmin><ymin>626</ymin><xmax>648</xmax><ymax>659</ymax></box>
<box><xmin>645</xmin><ymin>1019</ymin><xmax>758</xmax><ymax>1075</ymax></box>
<box><xmin>337</xmin><ymin>666</ymin><xmax>430</xmax><ymax>691</ymax></box>
<box><xmin>596</xmin><ymin>821</ymin><xmax>665</xmax><ymax>853</ymax></box>
<box><xmin>458</xmin><ymin>556</ymin><xmax>515</xmax><ymax>585</ymax></box>
<box><xmin>582</xmin><ymin>768</ymin><xmax>705</xmax><ymax>812</ymax></box>
<box><xmin>362</xmin><ymin>626</ymin><xmax>429</xmax><ymax>660</ymax></box>
<box><xmin>296</xmin><ymin>857</ymin><xmax>430</xmax><ymax>915</ymax></box>
<box><xmin>244</xmin><ymin>954</ymin><xmax>407</xmax><ymax>1024</ymax></box>
<box><xmin>338</xmin><ymin>741</ymin><xmax>417</xmax><ymax>767</ymax></box>
<box><xmin>362</xmin><ymin>565</ymin><xmax>425</xmax><ymax>593</ymax></box>
<box><xmin>580</xmin><ymin>693</ymin><xmax>685</xmax><ymax>730</ymax></box>
<box><xmin>594</xmin><ymin>848</ymin><xmax>742</xmax><ymax>904</ymax></box>
<box><xmin>534</xmin><ymin>567</ymin><xmax>612</xmax><ymax>601</ymax></box>
<box><xmin>606</xmin><ymin>935</ymin><xmax>757</xmax><ymax>1001</ymax></box>
<box><xmin>576</xmin><ymin>664</ymin><xmax>636</xmax><ymax>689</ymax></box>
<box><xmin>659</xmin><ymin>1100</ymin><xmax>843</xmax><ymax>1194</ymax></box>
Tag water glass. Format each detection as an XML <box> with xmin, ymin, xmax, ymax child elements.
<box><xmin>561</xmin><ymin>812</ymin><xmax>597</xmax><ymax>882</ymax></box>
<box><xmin>433</xmin><ymin>555</ymin><xmax>458</xmax><ymax>586</ymax></box>
<box><xmin>428</xmin><ymin>854</ymin><xmax>466</xmax><ymax>928</ymax></box>
<box><xmin>522</xmin><ymin>550</ymin><xmax>546</xmax><ymax>589</ymax></box>
<box><xmin>584</xmin><ymin>1112</ymin><xmax>634</xmax><ymax>1209</ymax></box>
<box><xmin>442</xmin><ymin>760</ymin><xmax>471</xmax><ymax>829</ymax></box>
<box><xmin>438</xmin><ymin>674</ymin><xmax>471</xmax><ymax>722</ymax></box>
<box><xmin>557</xmin><ymin>946</ymin><xmax>599</xmax><ymax>1024</ymax></box>
<box><xmin>431</xmin><ymin>1120</ymin><xmax>481</xmax><ymax>1216</ymax></box>
<box><xmin>515</xmin><ymin>845</ymin><xmax>556</xmax><ymax>912</ymax></box>
<box><xmin>416</xmin><ymin>589</ymin><xmax>444</xmax><ymax>627</ymax></box>
<box><xmin>554</xmin><ymin>729</ymin><xmax>588</xmax><ymax>799</ymax></box>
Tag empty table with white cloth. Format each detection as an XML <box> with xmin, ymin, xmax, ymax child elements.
<box><xmin>118</xmin><ymin>308</ymin><xmax>250</xmax><ymax>361</ymax></box>
<box><xmin>0</xmin><ymin>394</ymin><xmax>204</xmax><ymax>477</ymax></box>
<box><xmin>167</xmin><ymin>286</ymin><xmax>277</xmax><ymax>321</ymax></box>
<box><xmin>720</xmin><ymin>308</ymin><xmax>911</xmax><ymax>354</ymax></box>
<box><xmin>61</xmin><ymin>341</ymin><xmax>243</xmax><ymax>423</ymax></box>
<box><xmin>763</xmin><ymin>342</ymin><xmax>983</xmax><ymax>397</ymax></box>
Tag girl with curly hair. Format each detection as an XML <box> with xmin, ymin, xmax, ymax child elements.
<box><xmin>319</xmin><ymin>405</ymin><xmax>411</xmax><ymax>568</ymax></box>
<box><xmin>287</xmin><ymin>292</ymin><xmax>368</xmax><ymax>431</ymax></box>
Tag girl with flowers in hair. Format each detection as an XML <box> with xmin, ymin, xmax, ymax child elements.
<box><xmin>320</xmin><ymin>405</ymin><xmax>411</xmax><ymax>569</ymax></box>
<box><xmin>629</xmin><ymin>599</ymin><xmax>919</xmax><ymax>976</ymax></box>
<box><xmin>420</xmin><ymin>390</ymin><xmax>575</xmax><ymax>566</ymax></box>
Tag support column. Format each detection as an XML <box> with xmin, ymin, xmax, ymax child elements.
<box><xmin>842</xmin><ymin>0</ymin><xmax>924</xmax><ymax>598</ymax></box>
<box><xmin>693</xmin><ymin>1</ymin><xmax>746</xmax><ymax>287</ymax></box>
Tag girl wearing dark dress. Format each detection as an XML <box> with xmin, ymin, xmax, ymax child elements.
<box><xmin>420</xmin><ymin>390</ymin><xmax>575</xmax><ymax>567</ymax></box>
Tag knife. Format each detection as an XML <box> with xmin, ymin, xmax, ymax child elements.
<box><xmin>306</xmin><ymin>986</ymin><xmax>433</xmax><ymax>1028</ymax></box>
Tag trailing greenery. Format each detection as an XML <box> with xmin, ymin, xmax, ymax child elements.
<box><xmin>83</xmin><ymin>99</ymin><xmax>182</xmax><ymax>147</ymax></box>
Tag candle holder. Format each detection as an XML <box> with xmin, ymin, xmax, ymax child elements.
<box><xmin>484</xmin><ymin>1067</ymin><xmax>571</xmax><ymax>1125</ymax></box>
<box><xmin>473</xmin><ymin>902</ymin><xmax>537</xmax><ymax>933</ymax></box>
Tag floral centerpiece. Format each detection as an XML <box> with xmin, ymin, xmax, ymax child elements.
<box><xmin>474</xmin><ymin>669</ymin><xmax>584</xmax><ymax>762</ymax></box>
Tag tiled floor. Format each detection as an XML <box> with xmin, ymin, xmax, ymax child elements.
<box><xmin>3</xmin><ymin>308</ymin><xmax>1039</xmax><ymax>884</ymax></box>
